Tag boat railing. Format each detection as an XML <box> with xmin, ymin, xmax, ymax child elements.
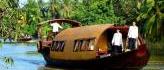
<box><xmin>37</xmin><ymin>19</ymin><xmax>81</xmax><ymax>40</ymax></box>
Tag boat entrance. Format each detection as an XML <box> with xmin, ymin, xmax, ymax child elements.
<box><xmin>96</xmin><ymin>26</ymin><xmax>136</xmax><ymax>57</ymax></box>
<box><xmin>106</xmin><ymin>28</ymin><xmax>128</xmax><ymax>55</ymax></box>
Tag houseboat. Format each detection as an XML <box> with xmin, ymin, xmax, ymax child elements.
<box><xmin>37</xmin><ymin>19</ymin><xmax>150</xmax><ymax>69</ymax></box>
<box><xmin>17</xmin><ymin>37</ymin><xmax>32</xmax><ymax>42</ymax></box>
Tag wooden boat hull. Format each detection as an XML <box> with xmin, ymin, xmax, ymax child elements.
<box><xmin>40</xmin><ymin>44</ymin><xmax>150</xmax><ymax>69</ymax></box>
<box><xmin>17</xmin><ymin>38</ymin><xmax>32</xmax><ymax>42</ymax></box>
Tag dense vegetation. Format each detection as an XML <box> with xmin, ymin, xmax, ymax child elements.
<box><xmin>0</xmin><ymin>0</ymin><xmax>163</xmax><ymax>41</ymax></box>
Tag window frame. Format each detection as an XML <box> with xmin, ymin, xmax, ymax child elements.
<box><xmin>73</xmin><ymin>37</ymin><xmax>95</xmax><ymax>52</ymax></box>
<box><xmin>51</xmin><ymin>41</ymin><xmax>65</xmax><ymax>52</ymax></box>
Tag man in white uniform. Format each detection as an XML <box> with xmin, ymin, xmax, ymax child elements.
<box><xmin>112</xmin><ymin>29</ymin><xmax>123</xmax><ymax>54</ymax></box>
<box><xmin>128</xmin><ymin>22</ymin><xmax>138</xmax><ymax>50</ymax></box>
<box><xmin>50</xmin><ymin>22</ymin><xmax>63</xmax><ymax>36</ymax></box>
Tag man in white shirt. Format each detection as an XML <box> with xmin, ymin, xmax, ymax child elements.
<box><xmin>50</xmin><ymin>22</ymin><xmax>63</xmax><ymax>36</ymax></box>
<box><xmin>127</xmin><ymin>22</ymin><xmax>138</xmax><ymax>50</ymax></box>
<box><xmin>112</xmin><ymin>29</ymin><xmax>123</xmax><ymax>54</ymax></box>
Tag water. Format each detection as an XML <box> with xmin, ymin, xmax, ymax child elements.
<box><xmin>142</xmin><ymin>61</ymin><xmax>164</xmax><ymax>70</ymax></box>
<box><xmin>0</xmin><ymin>43</ymin><xmax>49</xmax><ymax>70</ymax></box>
<box><xmin>0</xmin><ymin>43</ymin><xmax>164</xmax><ymax>70</ymax></box>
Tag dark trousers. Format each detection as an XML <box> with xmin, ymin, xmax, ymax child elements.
<box><xmin>113</xmin><ymin>45</ymin><xmax>122</xmax><ymax>54</ymax></box>
<box><xmin>53</xmin><ymin>32</ymin><xmax>58</xmax><ymax>36</ymax></box>
<box><xmin>128</xmin><ymin>38</ymin><xmax>136</xmax><ymax>50</ymax></box>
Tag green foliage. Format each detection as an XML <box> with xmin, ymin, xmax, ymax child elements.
<box><xmin>41</xmin><ymin>24</ymin><xmax>52</xmax><ymax>37</ymax></box>
<box><xmin>0</xmin><ymin>56</ymin><xmax>14</xmax><ymax>68</ymax></box>
<box><xmin>0</xmin><ymin>0</ymin><xmax>42</xmax><ymax>40</ymax></box>
<box><xmin>0</xmin><ymin>56</ymin><xmax>14</xmax><ymax>69</ymax></box>
<box><xmin>0</xmin><ymin>3</ymin><xmax>19</xmax><ymax>40</ymax></box>
<box><xmin>62</xmin><ymin>23</ymin><xmax>71</xmax><ymax>29</ymax></box>
<box><xmin>70</xmin><ymin>0</ymin><xmax>126</xmax><ymax>25</ymax></box>
<box><xmin>22</xmin><ymin>0</ymin><xmax>41</xmax><ymax>35</ymax></box>
<box><xmin>0</xmin><ymin>0</ymin><xmax>163</xmax><ymax>41</ymax></box>
<box><xmin>137</xmin><ymin>0</ymin><xmax>164</xmax><ymax>41</ymax></box>
<box><xmin>3</xmin><ymin>57</ymin><xmax>14</xmax><ymax>65</ymax></box>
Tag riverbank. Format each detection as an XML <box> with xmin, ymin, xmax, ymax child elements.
<box><xmin>0</xmin><ymin>39</ymin><xmax>38</xmax><ymax>43</ymax></box>
<box><xmin>147</xmin><ymin>38</ymin><xmax>164</xmax><ymax>62</ymax></box>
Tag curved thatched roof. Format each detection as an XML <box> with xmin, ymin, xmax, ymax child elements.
<box><xmin>51</xmin><ymin>24</ymin><xmax>142</xmax><ymax>60</ymax></box>
<box><xmin>52</xmin><ymin>24</ymin><xmax>113</xmax><ymax>60</ymax></box>
<box><xmin>54</xmin><ymin>24</ymin><xmax>113</xmax><ymax>44</ymax></box>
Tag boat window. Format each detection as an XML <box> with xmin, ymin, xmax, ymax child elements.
<box><xmin>81</xmin><ymin>39</ymin><xmax>89</xmax><ymax>51</ymax></box>
<box><xmin>73</xmin><ymin>40</ymin><xmax>83</xmax><ymax>52</ymax></box>
<box><xmin>51</xmin><ymin>41</ymin><xmax>65</xmax><ymax>52</ymax></box>
<box><xmin>73</xmin><ymin>38</ymin><xmax>95</xmax><ymax>52</ymax></box>
<box><xmin>88</xmin><ymin>39</ymin><xmax>95</xmax><ymax>51</ymax></box>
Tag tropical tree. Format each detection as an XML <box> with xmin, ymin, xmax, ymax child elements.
<box><xmin>136</xmin><ymin>0</ymin><xmax>164</xmax><ymax>41</ymax></box>
<box><xmin>113</xmin><ymin>0</ymin><xmax>138</xmax><ymax>24</ymax></box>
<box><xmin>0</xmin><ymin>0</ymin><xmax>43</xmax><ymax>41</ymax></box>
<box><xmin>49</xmin><ymin>0</ymin><xmax>61</xmax><ymax>19</ymax></box>
<box><xmin>0</xmin><ymin>0</ymin><xmax>20</xmax><ymax>41</ymax></box>
<box><xmin>70</xmin><ymin>0</ymin><xmax>126</xmax><ymax>25</ymax></box>
<box><xmin>22</xmin><ymin>0</ymin><xmax>41</xmax><ymax>36</ymax></box>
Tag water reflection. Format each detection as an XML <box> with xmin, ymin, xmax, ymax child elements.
<box><xmin>142</xmin><ymin>61</ymin><xmax>164</xmax><ymax>70</ymax></box>
<box><xmin>0</xmin><ymin>43</ymin><xmax>164</xmax><ymax>70</ymax></box>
